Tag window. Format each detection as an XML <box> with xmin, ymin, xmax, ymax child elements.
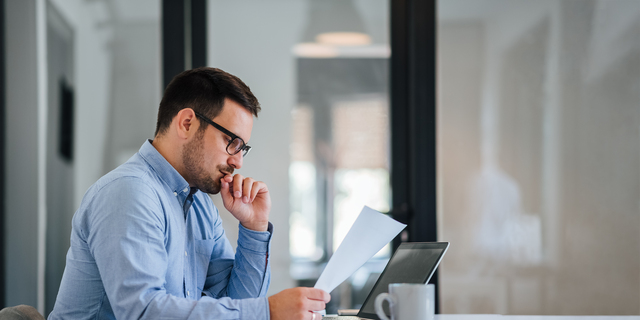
<box><xmin>438</xmin><ymin>0</ymin><xmax>640</xmax><ymax>314</ymax></box>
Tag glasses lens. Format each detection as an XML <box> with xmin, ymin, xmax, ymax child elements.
<box><xmin>227</xmin><ymin>138</ymin><xmax>244</xmax><ymax>155</ymax></box>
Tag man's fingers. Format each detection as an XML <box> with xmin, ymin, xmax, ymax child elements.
<box><xmin>307</xmin><ymin>300</ymin><xmax>327</xmax><ymax>313</ymax></box>
<box><xmin>232</xmin><ymin>174</ymin><xmax>244</xmax><ymax>199</ymax></box>
<box><xmin>231</xmin><ymin>174</ymin><xmax>244</xmax><ymax>199</ymax></box>
<box><xmin>220</xmin><ymin>177</ymin><xmax>234</xmax><ymax>204</ymax></box>
<box><xmin>250</xmin><ymin>181</ymin><xmax>266</xmax><ymax>202</ymax></box>
<box><xmin>305</xmin><ymin>288</ymin><xmax>331</xmax><ymax>303</ymax></box>
<box><xmin>226</xmin><ymin>174</ymin><xmax>267</xmax><ymax>203</ymax></box>
<box><xmin>242</xmin><ymin>177</ymin><xmax>254</xmax><ymax>203</ymax></box>
<box><xmin>268</xmin><ymin>287</ymin><xmax>329</xmax><ymax>320</ymax></box>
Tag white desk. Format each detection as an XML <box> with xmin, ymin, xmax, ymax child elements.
<box><xmin>436</xmin><ymin>315</ymin><xmax>640</xmax><ymax>320</ymax></box>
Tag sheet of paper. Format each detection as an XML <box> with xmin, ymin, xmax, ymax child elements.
<box><xmin>314</xmin><ymin>206</ymin><xmax>406</xmax><ymax>293</ymax></box>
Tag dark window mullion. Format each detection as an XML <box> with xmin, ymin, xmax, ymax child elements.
<box><xmin>390</xmin><ymin>0</ymin><xmax>438</xmax><ymax>313</ymax></box>
<box><xmin>162</xmin><ymin>0</ymin><xmax>185</xmax><ymax>90</ymax></box>
<box><xmin>190</xmin><ymin>0</ymin><xmax>207</xmax><ymax>69</ymax></box>
<box><xmin>162</xmin><ymin>0</ymin><xmax>207</xmax><ymax>90</ymax></box>
<box><xmin>390</xmin><ymin>0</ymin><xmax>411</xmax><ymax>243</ymax></box>
<box><xmin>408</xmin><ymin>0</ymin><xmax>437</xmax><ymax>243</ymax></box>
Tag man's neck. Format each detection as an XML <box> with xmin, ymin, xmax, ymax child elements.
<box><xmin>151</xmin><ymin>137</ymin><xmax>189</xmax><ymax>184</ymax></box>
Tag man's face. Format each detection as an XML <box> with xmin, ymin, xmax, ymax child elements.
<box><xmin>182</xmin><ymin>99</ymin><xmax>253</xmax><ymax>194</ymax></box>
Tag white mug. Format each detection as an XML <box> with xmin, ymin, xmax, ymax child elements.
<box><xmin>374</xmin><ymin>283</ymin><xmax>435</xmax><ymax>320</ymax></box>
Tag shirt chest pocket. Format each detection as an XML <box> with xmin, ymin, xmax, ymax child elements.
<box><xmin>194</xmin><ymin>239</ymin><xmax>215</xmax><ymax>291</ymax></box>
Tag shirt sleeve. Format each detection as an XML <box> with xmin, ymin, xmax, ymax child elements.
<box><xmin>86</xmin><ymin>177</ymin><xmax>271</xmax><ymax>320</ymax></box>
<box><xmin>202</xmin><ymin>215</ymin><xmax>273</xmax><ymax>299</ymax></box>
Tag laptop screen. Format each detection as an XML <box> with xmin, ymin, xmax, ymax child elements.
<box><xmin>357</xmin><ymin>242</ymin><xmax>449</xmax><ymax>320</ymax></box>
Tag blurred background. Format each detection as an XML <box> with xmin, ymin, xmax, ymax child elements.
<box><xmin>1</xmin><ymin>0</ymin><xmax>639</xmax><ymax>317</ymax></box>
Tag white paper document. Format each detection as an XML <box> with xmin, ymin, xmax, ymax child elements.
<box><xmin>314</xmin><ymin>206</ymin><xmax>406</xmax><ymax>293</ymax></box>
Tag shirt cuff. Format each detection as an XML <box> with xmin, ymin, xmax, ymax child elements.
<box><xmin>237</xmin><ymin>222</ymin><xmax>273</xmax><ymax>253</ymax></box>
<box><xmin>239</xmin><ymin>296</ymin><xmax>270</xmax><ymax>320</ymax></box>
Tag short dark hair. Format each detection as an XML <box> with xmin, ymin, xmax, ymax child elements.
<box><xmin>155</xmin><ymin>67</ymin><xmax>261</xmax><ymax>137</ymax></box>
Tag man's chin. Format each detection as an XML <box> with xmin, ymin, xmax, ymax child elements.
<box><xmin>210</xmin><ymin>183</ymin><xmax>223</xmax><ymax>195</ymax></box>
<box><xmin>195</xmin><ymin>180</ymin><xmax>221</xmax><ymax>195</ymax></box>
<box><xmin>201</xmin><ymin>187</ymin><xmax>221</xmax><ymax>195</ymax></box>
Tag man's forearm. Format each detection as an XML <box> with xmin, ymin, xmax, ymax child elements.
<box><xmin>204</xmin><ymin>222</ymin><xmax>272</xmax><ymax>298</ymax></box>
<box><xmin>229</xmin><ymin>222</ymin><xmax>272</xmax><ymax>297</ymax></box>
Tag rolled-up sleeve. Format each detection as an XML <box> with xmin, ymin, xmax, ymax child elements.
<box><xmin>231</xmin><ymin>223</ymin><xmax>273</xmax><ymax>297</ymax></box>
<box><xmin>202</xmin><ymin>216</ymin><xmax>272</xmax><ymax>298</ymax></box>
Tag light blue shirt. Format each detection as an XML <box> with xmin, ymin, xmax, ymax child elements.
<box><xmin>49</xmin><ymin>140</ymin><xmax>272</xmax><ymax>320</ymax></box>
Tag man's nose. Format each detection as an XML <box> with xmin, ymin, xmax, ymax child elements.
<box><xmin>228</xmin><ymin>152</ymin><xmax>243</xmax><ymax>169</ymax></box>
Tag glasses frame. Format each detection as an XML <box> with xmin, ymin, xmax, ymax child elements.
<box><xmin>194</xmin><ymin>111</ymin><xmax>251</xmax><ymax>157</ymax></box>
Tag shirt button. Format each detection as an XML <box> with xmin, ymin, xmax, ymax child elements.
<box><xmin>187</xmin><ymin>291</ymin><xmax>190</xmax><ymax>296</ymax></box>
<box><xmin>183</xmin><ymin>187</ymin><xmax>189</xmax><ymax>192</ymax></box>
<box><xmin>173</xmin><ymin>192</ymin><xmax>177</xmax><ymax>196</ymax></box>
<box><xmin>185</xmin><ymin>251</ymin><xmax>188</xmax><ymax>256</ymax></box>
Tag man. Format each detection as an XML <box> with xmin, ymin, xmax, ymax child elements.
<box><xmin>49</xmin><ymin>67</ymin><xmax>329</xmax><ymax>320</ymax></box>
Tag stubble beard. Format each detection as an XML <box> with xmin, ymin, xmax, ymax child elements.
<box><xmin>182</xmin><ymin>129</ymin><xmax>234</xmax><ymax>194</ymax></box>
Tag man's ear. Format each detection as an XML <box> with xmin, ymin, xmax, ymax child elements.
<box><xmin>174</xmin><ymin>108</ymin><xmax>198</xmax><ymax>139</ymax></box>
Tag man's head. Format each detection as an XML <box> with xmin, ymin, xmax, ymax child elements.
<box><xmin>155</xmin><ymin>67</ymin><xmax>260</xmax><ymax>137</ymax></box>
<box><xmin>154</xmin><ymin>67</ymin><xmax>260</xmax><ymax>194</ymax></box>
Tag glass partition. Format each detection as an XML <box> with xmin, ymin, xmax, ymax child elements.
<box><xmin>437</xmin><ymin>0</ymin><xmax>640</xmax><ymax>314</ymax></box>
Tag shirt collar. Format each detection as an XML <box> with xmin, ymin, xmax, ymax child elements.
<box><xmin>138</xmin><ymin>139</ymin><xmax>193</xmax><ymax>200</ymax></box>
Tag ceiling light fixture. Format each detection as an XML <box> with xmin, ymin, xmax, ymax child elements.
<box><xmin>316</xmin><ymin>32</ymin><xmax>371</xmax><ymax>46</ymax></box>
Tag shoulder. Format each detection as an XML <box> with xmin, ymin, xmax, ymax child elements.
<box><xmin>95</xmin><ymin>157</ymin><xmax>158</xmax><ymax>191</ymax></box>
<box><xmin>87</xmin><ymin>151</ymin><xmax>170</xmax><ymax>201</ymax></box>
<box><xmin>74</xmin><ymin>160</ymin><xmax>169</xmax><ymax>237</ymax></box>
<box><xmin>86</xmin><ymin>167</ymin><xmax>160</xmax><ymax>209</ymax></box>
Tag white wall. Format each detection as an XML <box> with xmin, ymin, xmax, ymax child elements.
<box><xmin>48</xmin><ymin>0</ymin><xmax>114</xmax><ymax>208</ymax></box>
<box><xmin>102</xmin><ymin>7</ymin><xmax>160</xmax><ymax>171</ymax></box>
<box><xmin>4</xmin><ymin>0</ymin><xmax>40</xmax><ymax>308</ymax></box>
<box><xmin>44</xmin><ymin>4</ymin><xmax>75</xmax><ymax>314</ymax></box>
<box><xmin>4</xmin><ymin>0</ymin><xmax>114</xmax><ymax>311</ymax></box>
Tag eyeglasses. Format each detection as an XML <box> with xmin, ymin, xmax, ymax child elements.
<box><xmin>194</xmin><ymin>111</ymin><xmax>252</xmax><ymax>157</ymax></box>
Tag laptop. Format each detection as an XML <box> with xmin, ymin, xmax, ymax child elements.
<box><xmin>323</xmin><ymin>242</ymin><xmax>450</xmax><ymax>320</ymax></box>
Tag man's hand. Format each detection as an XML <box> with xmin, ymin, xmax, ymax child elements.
<box><xmin>268</xmin><ymin>288</ymin><xmax>331</xmax><ymax>320</ymax></box>
<box><xmin>220</xmin><ymin>174</ymin><xmax>271</xmax><ymax>231</ymax></box>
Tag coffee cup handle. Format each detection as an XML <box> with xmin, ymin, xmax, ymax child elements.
<box><xmin>374</xmin><ymin>293</ymin><xmax>394</xmax><ymax>320</ymax></box>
